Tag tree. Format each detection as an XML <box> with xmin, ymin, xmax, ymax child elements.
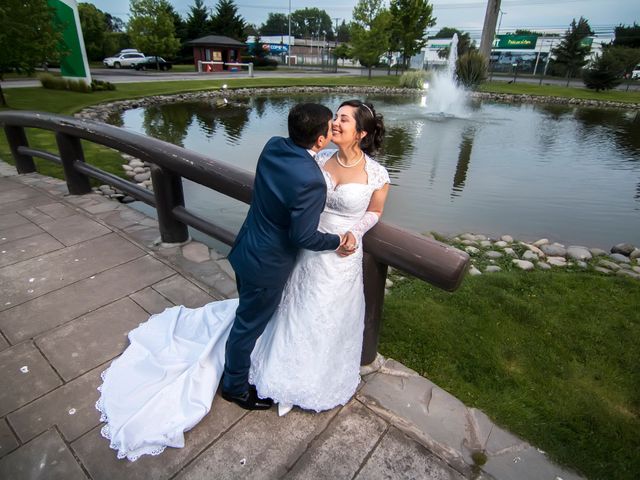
<box><xmin>260</xmin><ymin>13</ymin><xmax>289</xmax><ymax>36</ymax></box>
<box><xmin>336</xmin><ymin>20</ymin><xmax>351</xmax><ymax>43</ymax></box>
<box><xmin>350</xmin><ymin>0</ymin><xmax>391</xmax><ymax>78</ymax></box>
<box><xmin>185</xmin><ymin>0</ymin><xmax>210</xmax><ymax>40</ymax></box>
<box><xmin>333</xmin><ymin>43</ymin><xmax>352</xmax><ymax>66</ymax></box>
<box><xmin>600</xmin><ymin>44</ymin><xmax>640</xmax><ymax>87</ymax></box>
<box><xmin>0</xmin><ymin>0</ymin><xmax>65</xmax><ymax>106</ymax></box>
<box><xmin>389</xmin><ymin>0</ymin><xmax>435</xmax><ymax>67</ymax></box>
<box><xmin>551</xmin><ymin>17</ymin><xmax>593</xmax><ymax>86</ymax></box>
<box><xmin>614</xmin><ymin>23</ymin><xmax>640</xmax><ymax>48</ymax></box>
<box><xmin>163</xmin><ymin>3</ymin><xmax>186</xmax><ymax>42</ymax></box>
<box><xmin>105</xmin><ymin>13</ymin><xmax>125</xmax><ymax>33</ymax></box>
<box><xmin>128</xmin><ymin>0</ymin><xmax>180</xmax><ymax>68</ymax></box>
<box><xmin>78</xmin><ymin>3</ymin><xmax>107</xmax><ymax>61</ymax></box>
<box><xmin>583</xmin><ymin>52</ymin><xmax>624</xmax><ymax>91</ymax></box>
<box><xmin>433</xmin><ymin>27</ymin><xmax>474</xmax><ymax>59</ymax></box>
<box><xmin>210</xmin><ymin>0</ymin><xmax>246</xmax><ymax>42</ymax></box>
<box><xmin>291</xmin><ymin>8</ymin><xmax>334</xmax><ymax>41</ymax></box>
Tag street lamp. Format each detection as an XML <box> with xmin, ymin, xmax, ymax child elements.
<box><xmin>288</xmin><ymin>0</ymin><xmax>292</xmax><ymax>67</ymax></box>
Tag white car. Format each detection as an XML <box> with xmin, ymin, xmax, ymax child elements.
<box><xmin>632</xmin><ymin>65</ymin><xmax>640</xmax><ymax>79</ymax></box>
<box><xmin>103</xmin><ymin>52</ymin><xmax>146</xmax><ymax>69</ymax></box>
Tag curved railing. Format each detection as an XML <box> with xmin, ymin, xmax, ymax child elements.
<box><xmin>0</xmin><ymin>110</ymin><xmax>469</xmax><ymax>364</ymax></box>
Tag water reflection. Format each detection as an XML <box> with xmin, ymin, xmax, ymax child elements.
<box><xmin>113</xmin><ymin>95</ymin><xmax>640</xmax><ymax>247</ymax></box>
<box><xmin>451</xmin><ymin>127</ymin><xmax>476</xmax><ymax>197</ymax></box>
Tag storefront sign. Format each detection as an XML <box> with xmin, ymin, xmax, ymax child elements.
<box><xmin>493</xmin><ymin>35</ymin><xmax>538</xmax><ymax>50</ymax></box>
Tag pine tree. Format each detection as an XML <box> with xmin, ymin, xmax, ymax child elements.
<box><xmin>210</xmin><ymin>0</ymin><xmax>246</xmax><ymax>42</ymax></box>
<box><xmin>551</xmin><ymin>17</ymin><xmax>593</xmax><ymax>86</ymax></box>
<box><xmin>186</xmin><ymin>0</ymin><xmax>210</xmax><ymax>40</ymax></box>
<box><xmin>583</xmin><ymin>52</ymin><xmax>624</xmax><ymax>91</ymax></box>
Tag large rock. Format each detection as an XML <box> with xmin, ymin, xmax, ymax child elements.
<box><xmin>521</xmin><ymin>243</ymin><xmax>545</xmax><ymax>257</ymax></box>
<box><xmin>468</xmin><ymin>266</ymin><xmax>482</xmax><ymax>276</ymax></box>
<box><xmin>485</xmin><ymin>250</ymin><xmax>503</xmax><ymax>259</ymax></box>
<box><xmin>541</xmin><ymin>244</ymin><xmax>566</xmax><ymax>257</ymax></box>
<box><xmin>503</xmin><ymin>247</ymin><xmax>518</xmax><ymax>258</ymax></box>
<box><xmin>480</xmin><ymin>240</ymin><xmax>492</xmax><ymax>248</ymax></box>
<box><xmin>512</xmin><ymin>259</ymin><xmax>534</xmax><ymax>271</ymax></box>
<box><xmin>133</xmin><ymin>172</ymin><xmax>151</xmax><ymax>183</ymax></box>
<box><xmin>128</xmin><ymin>159</ymin><xmax>144</xmax><ymax>168</ymax></box>
<box><xmin>485</xmin><ymin>266</ymin><xmax>502</xmax><ymax>273</ymax></box>
<box><xmin>629</xmin><ymin>248</ymin><xmax>640</xmax><ymax>260</ymax></box>
<box><xmin>465</xmin><ymin>246</ymin><xmax>480</xmax><ymax>255</ymax></box>
<box><xmin>609</xmin><ymin>253</ymin><xmax>631</xmax><ymax>264</ymax></box>
<box><xmin>461</xmin><ymin>240</ymin><xmax>477</xmax><ymax>246</ymax></box>
<box><xmin>500</xmin><ymin>235</ymin><xmax>513</xmax><ymax>243</ymax></box>
<box><xmin>533</xmin><ymin>238</ymin><xmax>549</xmax><ymax>247</ymax></box>
<box><xmin>589</xmin><ymin>248</ymin><xmax>607</xmax><ymax>257</ymax></box>
<box><xmin>494</xmin><ymin>240</ymin><xmax>508</xmax><ymax>248</ymax></box>
<box><xmin>611</xmin><ymin>243</ymin><xmax>635</xmax><ymax>256</ymax></box>
<box><xmin>598</xmin><ymin>259</ymin><xmax>620</xmax><ymax>271</ymax></box>
<box><xmin>594</xmin><ymin>267</ymin><xmax>612</xmax><ymax>275</ymax></box>
<box><xmin>522</xmin><ymin>250</ymin><xmax>538</xmax><ymax>261</ymax></box>
<box><xmin>566</xmin><ymin>246</ymin><xmax>592</xmax><ymax>261</ymax></box>
<box><xmin>547</xmin><ymin>256</ymin><xmax>567</xmax><ymax>267</ymax></box>
<box><xmin>616</xmin><ymin>270</ymin><xmax>640</xmax><ymax>279</ymax></box>
<box><xmin>537</xmin><ymin>262</ymin><xmax>552</xmax><ymax>270</ymax></box>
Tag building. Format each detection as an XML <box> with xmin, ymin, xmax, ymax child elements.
<box><xmin>185</xmin><ymin>35</ymin><xmax>247</xmax><ymax>72</ymax></box>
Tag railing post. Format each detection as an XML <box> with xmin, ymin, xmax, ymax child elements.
<box><xmin>249</xmin><ymin>62</ymin><xmax>254</xmax><ymax>78</ymax></box>
<box><xmin>150</xmin><ymin>165</ymin><xmax>189</xmax><ymax>244</ymax></box>
<box><xmin>361</xmin><ymin>251</ymin><xmax>389</xmax><ymax>365</ymax></box>
<box><xmin>4</xmin><ymin>126</ymin><xmax>36</xmax><ymax>173</ymax></box>
<box><xmin>55</xmin><ymin>132</ymin><xmax>92</xmax><ymax>194</ymax></box>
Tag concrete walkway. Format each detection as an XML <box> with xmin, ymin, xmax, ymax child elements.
<box><xmin>0</xmin><ymin>161</ymin><xmax>583</xmax><ymax>479</ymax></box>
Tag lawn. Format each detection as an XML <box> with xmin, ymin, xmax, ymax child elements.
<box><xmin>381</xmin><ymin>269</ymin><xmax>640</xmax><ymax>480</ymax></box>
<box><xmin>479</xmin><ymin>81</ymin><xmax>640</xmax><ymax>104</ymax></box>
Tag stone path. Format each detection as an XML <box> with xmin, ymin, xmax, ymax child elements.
<box><xmin>0</xmin><ymin>161</ymin><xmax>583</xmax><ymax>479</ymax></box>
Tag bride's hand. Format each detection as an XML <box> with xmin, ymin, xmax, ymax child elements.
<box><xmin>337</xmin><ymin>231</ymin><xmax>357</xmax><ymax>256</ymax></box>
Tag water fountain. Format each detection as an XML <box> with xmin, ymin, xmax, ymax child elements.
<box><xmin>422</xmin><ymin>34</ymin><xmax>470</xmax><ymax>117</ymax></box>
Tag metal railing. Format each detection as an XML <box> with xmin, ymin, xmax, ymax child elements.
<box><xmin>197</xmin><ymin>60</ymin><xmax>254</xmax><ymax>77</ymax></box>
<box><xmin>0</xmin><ymin>110</ymin><xmax>470</xmax><ymax>365</ymax></box>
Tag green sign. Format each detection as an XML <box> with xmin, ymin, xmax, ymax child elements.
<box><xmin>493</xmin><ymin>35</ymin><xmax>538</xmax><ymax>50</ymax></box>
<box><xmin>580</xmin><ymin>37</ymin><xmax>594</xmax><ymax>48</ymax></box>
<box><xmin>48</xmin><ymin>0</ymin><xmax>91</xmax><ymax>84</ymax></box>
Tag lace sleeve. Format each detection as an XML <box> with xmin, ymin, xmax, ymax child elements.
<box><xmin>368</xmin><ymin>160</ymin><xmax>390</xmax><ymax>190</ymax></box>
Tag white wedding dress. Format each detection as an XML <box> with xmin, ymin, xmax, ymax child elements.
<box><xmin>96</xmin><ymin>149</ymin><xmax>390</xmax><ymax>461</ymax></box>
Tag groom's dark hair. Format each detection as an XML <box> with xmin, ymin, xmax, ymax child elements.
<box><xmin>288</xmin><ymin>103</ymin><xmax>333</xmax><ymax>149</ymax></box>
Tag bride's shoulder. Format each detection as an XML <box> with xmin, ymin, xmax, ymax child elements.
<box><xmin>365</xmin><ymin>156</ymin><xmax>390</xmax><ymax>189</ymax></box>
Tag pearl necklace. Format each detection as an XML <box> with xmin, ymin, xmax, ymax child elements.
<box><xmin>336</xmin><ymin>151</ymin><xmax>364</xmax><ymax>168</ymax></box>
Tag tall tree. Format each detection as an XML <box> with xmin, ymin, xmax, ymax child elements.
<box><xmin>389</xmin><ymin>0</ymin><xmax>435</xmax><ymax>67</ymax></box>
<box><xmin>210</xmin><ymin>0</ymin><xmax>246</xmax><ymax>42</ymax></box>
<box><xmin>128</xmin><ymin>0</ymin><xmax>180</xmax><ymax>66</ymax></box>
<box><xmin>260</xmin><ymin>13</ymin><xmax>288</xmax><ymax>36</ymax></box>
<box><xmin>336</xmin><ymin>20</ymin><xmax>351</xmax><ymax>43</ymax></box>
<box><xmin>291</xmin><ymin>8</ymin><xmax>334</xmax><ymax>40</ymax></box>
<box><xmin>105</xmin><ymin>13</ymin><xmax>125</xmax><ymax>32</ymax></box>
<box><xmin>551</xmin><ymin>17</ymin><xmax>593</xmax><ymax>86</ymax></box>
<box><xmin>0</xmin><ymin>0</ymin><xmax>65</xmax><ymax>106</ymax></box>
<box><xmin>163</xmin><ymin>3</ymin><xmax>186</xmax><ymax>42</ymax></box>
<box><xmin>583</xmin><ymin>52</ymin><xmax>624</xmax><ymax>91</ymax></box>
<box><xmin>614</xmin><ymin>23</ymin><xmax>640</xmax><ymax>48</ymax></box>
<box><xmin>350</xmin><ymin>0</ymin><xmax>391</xmax><ymax>78</ymax></box>
<box><xmin>78</xmin><ymin>3</ymin><xmax>107</xmax><ymax>61</ymax></box>
<box><xmin>601</xmin><ymin>44</ymin><xmax>640</xmax><ymax>81</ymax></box>
<box><xmin>185</xmin><ymin>0</ymin><xmax>210</xmax><ymax>40</ymax></box>
<box><xmin>433</xmin><ymin>28</ymin><xmax>474</xmax><ymax>59</ymax></box>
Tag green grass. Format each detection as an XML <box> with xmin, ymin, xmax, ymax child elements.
<box><xmin>381</xmin><ymin>269</ymin><xmax>640</xmax><ymax>480</ymax></box>
<box><xmin>479</xmin><ymin>81</ymin><xmax>640</xmax><ymax>104</ymax></box>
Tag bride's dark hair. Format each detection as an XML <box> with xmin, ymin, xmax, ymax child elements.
<box><xmin>337</xmin><ymin>99</ymin><xmax>385</xmax><ymax>156</ymax></box>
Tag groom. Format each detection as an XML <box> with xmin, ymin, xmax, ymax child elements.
<box><xmin>221</xmin><ymin>103</ymin><xmax>353</xmax><ymax>410</ymax></box>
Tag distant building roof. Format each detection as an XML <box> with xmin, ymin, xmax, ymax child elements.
<box><xmin>186</xmin><ymin>35</ymin><xmax>246</xmax><ymax>48</ymax></box>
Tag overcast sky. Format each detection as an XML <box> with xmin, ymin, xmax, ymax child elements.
<box><xmin>88</xmin><ymin>0</ymin><xmax>639</xmax><ymax>38</ymax></box>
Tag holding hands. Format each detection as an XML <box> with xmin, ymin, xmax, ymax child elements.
<box><xmin>337</xmin><ymin>231</ymin><xmax>358</xmax><ymax>256</ymax></box>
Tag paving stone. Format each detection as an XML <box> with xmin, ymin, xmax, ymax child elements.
<box><xmin>0</xmin><ymin>334</ymin><xmax>8</xmax><ymax>351</ymax></box>
<box><xmin>152</xmin><ymin>275</ymin><xmax>214</xmax><ymax>308</ymax></box>
<box><xmin>483</xmin><ymin>444</ymin><xmax>583</xmax><ymax>480</ymax></box>
<box><xmin>0</xmin><ymin>233</ymin><xmax>144</xmax><ymax>312</ymax></box>
<box><xmin>129</xmin><ymin>287</ymin><xmax>174</xmax><ymax>314</ymax></box>
<box><xmin>123</xmin><ymin>225</ymin><xmax>161</xmax><ymax>245</ymax></box>
<box><xmin>0</xmin><ymin>195</ymin><xmax>54</xmax><ymax>215</ymax></box>
<box><xmin>286</xmin><ymin>401</ymin><xmax>387</xmax><ymax>480</ymax></box>
<box><xmin>17</xmin><ymin>207</ymin><xmax>55</xmax><ymax>225</ymax></box>
<box><xmin>0</xmin><ymin>419</ymin><xmax>19</xmax><ymax>459</ymax></box>
<box><xmin>35</xmin><ymin>203</ymin><xmax>76</xmax><ymax>219</ymax></box>
<box><xmin>357</xmin><ymin>359</ymin><xmax>470</xmax><ymax>473</ymax></box>
<box><xmin>0</xmin><ymin>186</ymin><xmax>43</xmax><ymax>204</ymax></box>
<box><xmin>38</xmin><ymin>214</ymin><xmax>111</xmax><ymax>246</ymax></box>
<box><xmin>1</xmin><ymin>255</ymin><xmax>174</xmax><ymax>343</ymax></box>
<box><xmin>0</xmin><ymin>342</ymin><xmax>62</xmax><ymax>417</ymax></box>
<box><xmin>181</xmin><ymin>242</ymin><xmax>211</xmax><ymax>263</ymax></box>
<box><xmin>355</xmin><ymin>426</ymin><xmax>465</xmax><ymax>480</ymax></box>
<box><xmin>0</xmin><ymin>222</ymin><xmax>43</xmax><ymax>245</ymax></box>
<box><xmin>95</xmin><ymin>208</ymin><xmax>147</xmax><ymax>230</ymax></box>
<box><xmin>83</xmin><ymin>200</ymin><xmax>122</xmax><ymax>215</ymax></box>
<box><xmin>0</xmin><ymin>429</ymin><xmax>86</xmax><ymax>480</ymax></box>
<box><xmin>73</xmin><ymin>395</ymin><xmax>246</xmax><ymax>480</ymax></box>
<box><xmin>176</xmin><ymin>407</ymin><xmax>338</xmax><ymax>480</ymax></box>
<box><xmin>36</xmin><ymin>298</ymin><xmax>149</xmax><ymax>381</ymax></box>
<box><xmin>0</xmin><ymin>178</ymin><xmax>24</xmax><ymax>191</ymax></box>
<box><xmin>0</xmin><ymin>233</ymin><xmax>64</xmax><ymax>268</ymax></box>
<box><xmin>0</xmin><ymin>213</ymin><xmax>31</xmax><ymax>229</ymax></box>
<box><xmin>8</xmin><ymin>367</ymin><xmax>103</xmax><ymax>443</ymax></box>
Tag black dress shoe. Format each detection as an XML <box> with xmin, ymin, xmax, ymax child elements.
<box><xmin>221</xmin><ymin>385</ymin><xmax>273</xmax><ymax>410</ymax></box>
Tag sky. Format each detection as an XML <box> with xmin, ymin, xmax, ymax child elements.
<box><xmin>88</xmin><ymin>0</ymin><xmax>639</xmax><ymax>39</ymax></box>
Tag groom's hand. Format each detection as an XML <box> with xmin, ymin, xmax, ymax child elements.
<box><xmin>337</xmin><ymin>231</ymin><xmax>357</xmax><ymax>257</ymax></box>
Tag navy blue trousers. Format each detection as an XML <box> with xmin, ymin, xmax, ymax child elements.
<box><xmin>222</xmin><ymin>275</ymin><xmax>285</xmax><ymax>395</ymax></box>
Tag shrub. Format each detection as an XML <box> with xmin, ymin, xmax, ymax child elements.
<box><xmin>91</xmin><ymin>79</ymin><xmax>116</xmax><ymax>91</ymax></box>
<box><xmin>583</xmin><ymin>53</ymin><xmax>624</xmax><ymax>91</ymax></box>
<box><xmin>39</xmin><ymin>73</ymin><xmax>94</xmax><ymax>93</ymax></box>
<box><xmin>456</xmin><ymin>51</ymin><xmax>488</xmax><ymax>88</ymax></box>
<box><xmin>399</xmin><ymin>70</ymin><xmax>429</xmax><ymax>89</ymax></box>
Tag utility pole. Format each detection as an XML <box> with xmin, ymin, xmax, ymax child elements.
<box><xmin>479</xmin><ymin>0</ymin><xmax>501</xmax><ymax>61</ymax></box>
<box><xmin>288</xmin><ymin>0</ymin><xmax>292</xmax><ymax>66</ymax></box>
<box><xmin>333</xmin><ymin>17</ymin><xmax>340</xmax><ymax>47</ymax></box>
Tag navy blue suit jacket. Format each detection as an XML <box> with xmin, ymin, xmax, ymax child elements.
<box><xmin>228</xmin><ymin>136</ymin><xmax>341</xmax><ymax>287</ymax></box>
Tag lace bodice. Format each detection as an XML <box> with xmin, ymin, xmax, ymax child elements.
<box><xmin>314</xmin><ymin>149</ymin><xmax>390</xmax><ymax>232</ymax></box>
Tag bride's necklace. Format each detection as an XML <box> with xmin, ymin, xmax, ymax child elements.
<box><xmin>336</xmin><ymin>151</ymin><xmax>364</xmax><ymax>168</ymax></box>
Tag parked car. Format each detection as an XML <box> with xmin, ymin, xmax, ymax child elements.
<box><xmin>632</xmin><ymin>64</ymin><xmax>640</xmax><ymax>79</ymax></box>
<box><xmin>133</xmin><ymin>56</ymin><xmax>173</xmax><ymax>71</ymax></box>
<box><xmin>103</xmin><ymin>52</ymin><xmax>146</xmax><ymax>69</ymax></box>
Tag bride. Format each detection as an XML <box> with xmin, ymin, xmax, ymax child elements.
<box><xmin>97</xmin><ymin>100</ymin><xmax>390</xmax><ymax>461</ymax></box>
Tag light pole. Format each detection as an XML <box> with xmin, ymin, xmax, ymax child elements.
<box><xmin>288</xmin><ymin>0</ymin><xmax>292</xmax><ymax>66</ymax></box>
<box><xmin>489</xmin><ymin>10</ymin><xmax>506</xmax><ymax>81</ymax></box>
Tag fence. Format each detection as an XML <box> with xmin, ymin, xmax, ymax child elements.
<box><xmin>0</xmin><ymin>110</ymin><xmax>469</xmax><ymax>365</ymax></box>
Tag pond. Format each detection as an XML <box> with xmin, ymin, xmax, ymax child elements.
<box><xmin>111</xmin><ymin>94</ymin><xmax>640</xmax><ymax>250</ymax></box>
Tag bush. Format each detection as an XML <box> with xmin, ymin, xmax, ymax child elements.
<box><xmin>456</xmin><ymin>51</ymin><xmax>488</xmax><ymax>88</ymax></box>
<box><xmin>399</xmin><ymin>70</ymin><xmax>429</xmax><ymax>89</ymax></box>
<box><xmin>583</xmin><ymin>53</ymin><xmax>624</xmax><ymax>91</ymax></box>
<box><xmin>39</xmin><ymin>73</ymin><xmax>94</xmax><ymax>93</ymax></box>
<box><xmin>91</xmin><ymin>79</ymin><xmax>116</xmax><ymax>91</ymax></box>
